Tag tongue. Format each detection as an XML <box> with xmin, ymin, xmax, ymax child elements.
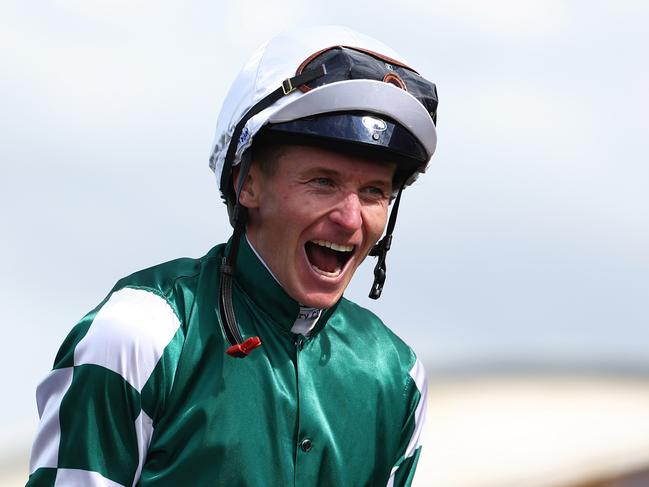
<box><xmin>305</xmin><ymin>242</ymin><xmax>340</xmax><ymax>273</ymax></box>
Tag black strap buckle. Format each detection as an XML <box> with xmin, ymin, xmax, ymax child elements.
<box><xmin>282</xmin><ymin>78</ymin><xmax>294</xmax><ymax>95</ymax></box>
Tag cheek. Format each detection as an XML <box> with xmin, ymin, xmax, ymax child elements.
<box><xmin>364</xmin><ymin>207</ymin><xmax>389</xmax><ymax>240</ymax></box>
<box><xmin>283</xmin><ymin>195</ymin><xmax>326</xmax><ymax>226</ymax></box>
<box><xmin>258</xmin><ymin>193</ymin><xmax>290</xmax><ymax>223</ymax></box>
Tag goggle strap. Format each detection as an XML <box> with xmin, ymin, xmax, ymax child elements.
<box><xmin>219</xmin><ymin>64</ymin><xmax>327</xmax><ymax>357</ymax></box>
<box><xmin>221</xmin><ymin>64</ymin><xmax>328</xmax><ymax>196</ymax></box>
<box><xmin>369</xmin><ymin>183</ymin><xmax>405</xmax><ymax>300</ymax></box>
<box><xmin>283</xmin><ymin>64</ymin><xmax>328</xmax><ymax>94</ymax></box>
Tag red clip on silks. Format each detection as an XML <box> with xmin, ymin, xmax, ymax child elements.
<box><xmin>226</xmin><ymin>336</ymin><xmax>262</xmax><ymax>358</ymax></box>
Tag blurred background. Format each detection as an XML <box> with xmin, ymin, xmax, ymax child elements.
<box><xmin>1</xmin><ymin>1</ymin><xmax>648</xmax><ymax>485</ymax></box>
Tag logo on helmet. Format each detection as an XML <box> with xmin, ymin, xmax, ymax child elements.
<box><xmin>238</xmin><ymin>126</ymin><xmax>251</xmax><ymax>148</ymax></box>
<box><xmin>362</xmin><ymin>116</ymin><xmax>388</xmax><ymax>133</ymax></box>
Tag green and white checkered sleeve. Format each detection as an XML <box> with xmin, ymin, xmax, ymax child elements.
<box><xmin>27</xmin><ymin>287</ymin><xmax>185</xmax><ymax>487</ymax></box>
<box><xmin>386</xmin><ymin>357</ymin><xmax>429</xmax><ymax>487</ymax></box>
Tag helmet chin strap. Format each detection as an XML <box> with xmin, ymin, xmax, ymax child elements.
<box><xmin>219</xmin><ymin>151</ymin><xmax>262</xmax><ymax>358</ymax></box>
<box><xmin>368</xmin><ymin>183</ymin><xmax>405</xmax><ymax>300</ymax></box>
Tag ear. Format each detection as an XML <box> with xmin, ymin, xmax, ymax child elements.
<box><xmin>235</xmin><ymin>163</ymin><xmax>261</xmax><ymax>209</ymax></box>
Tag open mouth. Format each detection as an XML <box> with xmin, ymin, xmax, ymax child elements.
<box><xmin>304</xmin><ymin>239</ymin><xmax>355</xmax><ymax>278</ymax></box>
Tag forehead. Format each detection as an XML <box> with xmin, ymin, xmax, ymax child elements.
<box><xmin>272</xmin><ymin>144</ymin><xmax>396</xmax><ymax>180</ymax></box>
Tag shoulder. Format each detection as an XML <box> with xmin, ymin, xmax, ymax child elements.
<box><xmin>336</xmin><ymin>298</ymin><xmax>414</xmax><ymax>359</ymax></box>
<box><xmin>331</xmin><ymin>298</ymin><xmax>428</xmax><ymax>420</ymax></box>
<box><xmin>334</xmin><ymin>297</ymin><xmax>422</xmax><ymax>381</ymax></box>
<box><xmin>54</xmin><ymin>245</ymin><xmax>224</xmax><ymax>392</ymax></box>
<box><xmin>113</xmin><ymin>245</ymin><xmax>223</xmax><ymax>311</ymax></box>
<box><xmin>73</xmin><ymin>287</ymin><xmax>182</xmax><ymax>390</ymax></box>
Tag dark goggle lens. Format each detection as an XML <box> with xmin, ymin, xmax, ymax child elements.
<box><xmin>297</xmin><ymin>46</ymin><xmax>438</xmax><ymax>124</ymax></box>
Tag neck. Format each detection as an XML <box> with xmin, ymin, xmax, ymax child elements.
<box><xmin>241</xmin><ymin>233</ymin><xmax>325</xmax><ymax>336</ymax></box>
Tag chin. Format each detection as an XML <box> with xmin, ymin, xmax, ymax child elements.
<box><xmin>293</xmin><ymin>287</ymin><xmax>345</xmax><ymax>309</ymax></box>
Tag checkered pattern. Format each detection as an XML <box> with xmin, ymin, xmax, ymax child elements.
<box><xmin>27</xmin><ymin>242</ymin><xmax>427</xmax><ymax>486</ymax></box>
<box><xmin>28</xmin><ymin>287</ymin><xmax>182</xmax><ymax>486</ymax></box>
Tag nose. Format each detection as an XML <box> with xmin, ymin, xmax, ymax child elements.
<box><xmin>329</xmin><ymin>192</ymin><xmax>362</xmax><ymax>231</ymax></box>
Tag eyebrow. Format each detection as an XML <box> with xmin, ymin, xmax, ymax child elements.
<box><xmin>301</xmin><ymin>166</ymin><xmax>341</xmax><ymax>178</ymax></box>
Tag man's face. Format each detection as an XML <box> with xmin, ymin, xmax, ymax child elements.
<box><xmin>239</xmin><ymin>144</ymin><xmax>395</xmax><ymax>309</ymax></box>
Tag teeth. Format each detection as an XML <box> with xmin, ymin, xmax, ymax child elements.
<box><xmin>312</xmin><ymin>239</ymin><xmax>353</xmax><ymax>252</ymax></box>
<box><xmin>311</xmin><ymin>264</ymin><xmax>342</xmax><ymax>278</ymax></box>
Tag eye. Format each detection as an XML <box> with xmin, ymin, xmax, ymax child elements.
<box><xmin>310</xmin><ymin>177</ymin><xmax>335</xmax><ymax>187</ymax></box>
<box><xmin>362</xmin><ymin>186</ymin><xmax>389</xmax><ymax>200</ymax></box>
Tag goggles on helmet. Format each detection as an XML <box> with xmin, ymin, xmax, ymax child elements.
<box><xmin>295</xmin><ymin>46</ymin><xmax>438</xmax><ymax>124</ymax></box>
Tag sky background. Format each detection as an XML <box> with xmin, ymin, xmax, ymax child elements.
<box><xmin>1</xmin><ymin>0</ymin><xmax>648</xmax><ymax>467</ymax></box>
